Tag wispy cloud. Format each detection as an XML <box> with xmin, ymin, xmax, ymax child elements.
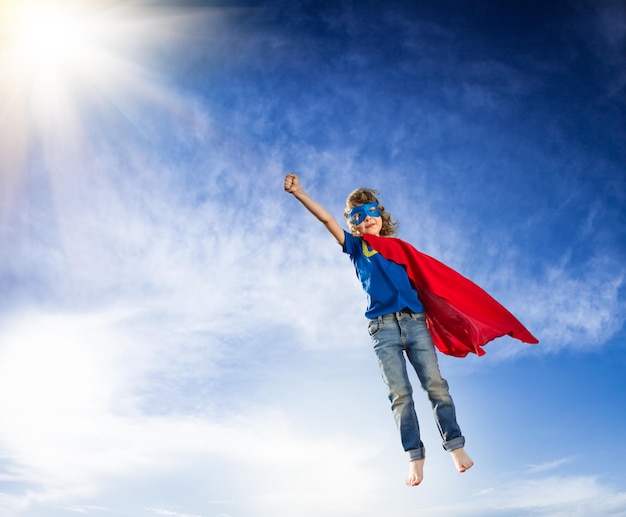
<box><xmin>147</xmin><ymin>508</ymin><xmax>206</xmax><ymax>517</ymax></box>
<box><xmin>526</xmin><ymin>257</ymin><xmax>625</xmax><ymax>351</ymax></box>
<box><xmin>526</xmin><ymin>457</ymin><xmax>575</xmax><ymax>474</ymax></box>
<box><xmin>414</xmin><ymin>474</ymin><xmax>626</xmax><ymax>517</ymax></box>
<box><xmin>491</xmin><ymin>475</ymin><xmax>626</xmax><ymax>517</ymax></box>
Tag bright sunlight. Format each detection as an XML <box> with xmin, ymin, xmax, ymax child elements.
<box><xmin>0</xmin><ymin>0</ymin><xmax>204</xmax><ymax>136</ymax></box>
<box><xmin>0</xmin><ymin>0</ymin><xmax>131</xmax><ymax>212</ymax></box>
<box><xmin>5</xmin><ymin>1</ymin><xmax>90</xmax><ymax>71</ymax></box>
<box><xmin>1</xmin><ymin>0</ymin><xmax>110</xmax><ymax>89</ymax></box>
<box><xmin>0</xmin><ymin>0</ymin><xmax>191</xmax><ymax>210</ymax></box>
<box><xmin>0</xmin><ymin>0</ymin><xmax>214</xmax><ymax>219</ymax></box>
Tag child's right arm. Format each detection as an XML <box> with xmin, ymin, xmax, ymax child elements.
<box><xmin>284</xmin><ymin>173</ymin><xmax>345</xmax><ymax>245</ymax></box>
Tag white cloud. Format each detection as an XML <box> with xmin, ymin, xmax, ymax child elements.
<box><xmin>492</xmin><ymin>475</ymin><xmax>626</xmax><ymax>516</ymax></box>
<box><xmin>0</xmin><ymin>308</ymin><xmax>382</xmax><ymax>514</ymax></box>
<box><xmin>524</xmin><ymin>258</ymin><xmax>625</xmax><ymax>351</ymax></box>
<box><xmin>0</xmin><ymin>390</ymin><xmax>385</xmax><ymax>516</ymax></box>
<box><xmin>146</xmin><ymin>508</ymin><xmax>205</xmax><ymax>517</ymax></box>
<box><xmin>526</xmin><ymin>457</ymin><xmax>575</xmax><ymax>474</ymax></box>
<box><xmin>406</xmin><ymin>474</ymin><xmax>626</xmax><ymax>517</ymax></box>
<box><xmin>0</xmin><ymin>164</ymin><xmax>386</xmax><ymax>516</ymax></box>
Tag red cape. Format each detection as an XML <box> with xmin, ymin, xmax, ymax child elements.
<box><xmin>363</xmin><ymin>234</ymin><xmax>538</xmax><ymax>357</ymax></box>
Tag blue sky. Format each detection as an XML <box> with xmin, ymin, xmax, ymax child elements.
<box><xmin>0</xmin><ymin>0</ymin><xmax>624</xmax><ymax>516</ymax></box>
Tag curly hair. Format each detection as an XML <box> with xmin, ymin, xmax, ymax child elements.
<box><xmin>344</xmin><ymin>188</ymin><xmax>398</xmax><ymax>237</ymax></box>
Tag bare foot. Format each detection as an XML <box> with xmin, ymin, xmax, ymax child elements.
<box><xmin>450</xmin><ymin>448</ymin><xmax>474</xmax><ymax>473</ymax></box>
<box><xmin>406</xmin><ymin>458</ymin><xmax>425</xmax><ymax>486</ymax></box>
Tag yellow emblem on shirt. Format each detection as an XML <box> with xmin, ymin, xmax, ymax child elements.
<box><xmin>362</xmin><ymin>240</ymin><xmax>378</xmax><ymax>257</ymax></box>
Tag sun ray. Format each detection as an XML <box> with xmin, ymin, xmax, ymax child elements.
<box><xmin>8</xmin><ymin>2</ymin><xmax>87</xmax><ymax>68</ymax></box>
<box><xmin>0</xmin><ymin>0</ymin><xmax>215</xmax><ymax>223</ymax></box>
<box><xmin>2</xmin><ymin>1</ymin><xmax>98</xmax><ymax>88</ymax></box>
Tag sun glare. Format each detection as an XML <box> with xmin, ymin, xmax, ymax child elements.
<box><xmin>2</xmin><ymin>1</ymin><xmax>98</xmax><ymax>82</ymax></box>
<box><xmin>13</xmin><ymin>4</ymin><xmax>81</xmax><ymax>63</ymax></box>
<box><xmin>0</xmin><ymin>0</ymin><xmax>205</xmax><ymax>126</ymax></box>
<box><xmin>0</xmin><ymin>0</ymin><xmax>211</xmax><ymax>211</ymax></box>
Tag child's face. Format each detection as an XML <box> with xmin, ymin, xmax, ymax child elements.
<box><xmin>348</xmin><ymin>202</ymin><xmax>383</xmax><ymax>236</ymax></box>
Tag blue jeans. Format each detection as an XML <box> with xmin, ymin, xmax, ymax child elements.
<box><xmin>368</xmin><ymin>311</ymin><xmax>465</xmax><ymax>461</ymax></box>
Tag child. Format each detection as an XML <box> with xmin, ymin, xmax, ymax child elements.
<box><xmin>283</xmin><ymin>172</ymin><xmax>473</xmax><ymax>486</ymax></box>
<box><xmin>284</xmin><ymin>172</ymin><xmax>538</xmax><ymax>487</ymax></box>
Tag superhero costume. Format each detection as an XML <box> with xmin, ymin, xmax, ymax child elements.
<box><xmin>363</xmin><ymin>234</ymin><xmax>538</xmax><ymax>357</ymax></box>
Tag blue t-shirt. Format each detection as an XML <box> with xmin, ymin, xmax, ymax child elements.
<box><xmin>342</xmin><ymin>231</ymin><xmax>424</xmax><ymax>318</ymax></box>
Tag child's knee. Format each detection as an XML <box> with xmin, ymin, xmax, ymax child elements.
<box><xmin>388</xmin><ymin>383</ymin><xmax>413</xmax><ymax>406</ymax></box>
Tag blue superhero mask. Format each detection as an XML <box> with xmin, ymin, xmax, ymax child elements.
<box><xmin>347</xmin><ymin>202</ymin><xmax>381</xmax><ymax>225</ymax></box>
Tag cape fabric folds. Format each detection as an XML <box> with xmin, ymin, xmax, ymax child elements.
<box><xmin>363</xmin><ymin>234</ymin><xmax>538</xmax><ymax>357</ymax></box>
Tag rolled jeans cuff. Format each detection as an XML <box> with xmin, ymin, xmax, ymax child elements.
<box><xmin>443</xmin><ymin>436</ymin><xmax>465</xmax><ymax>452</ymax></box>
<box><xmin>408</xmin><ymin>447</ymin><xmax>425</xmax><ymax>461</ymax></box>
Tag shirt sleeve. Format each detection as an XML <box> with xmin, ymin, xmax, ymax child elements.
<box><xmin>342</xmin><ymin>231</ymin><xmax>361</xmax><ymax>256</ymax></box>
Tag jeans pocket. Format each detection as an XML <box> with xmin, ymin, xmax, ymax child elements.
<box><xmin>367</xmin><ymin>319</ymin><xmax>381</xmax><ymax>337</ymax></box>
